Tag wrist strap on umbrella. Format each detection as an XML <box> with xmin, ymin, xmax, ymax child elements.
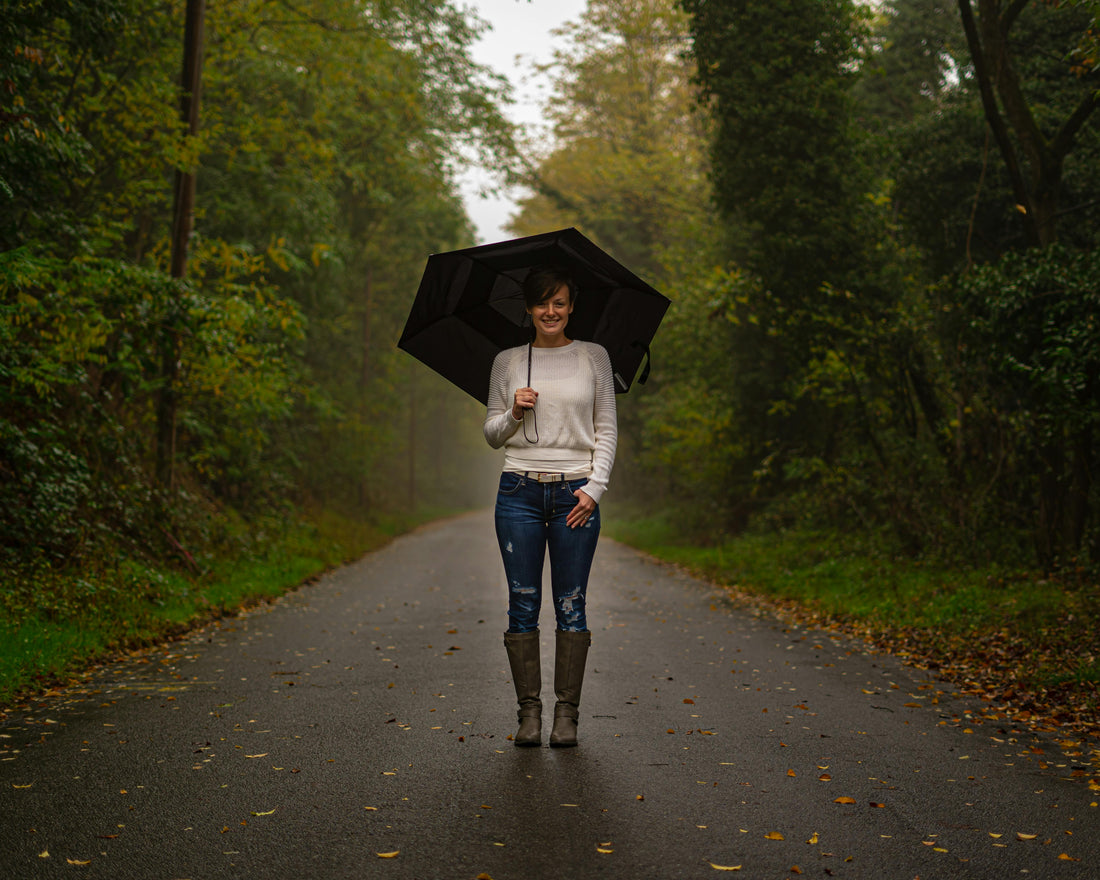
<box><xmin>523</xmin><ymin>342</ymin><xmax>539</xmax><ymax>443</ymax></box>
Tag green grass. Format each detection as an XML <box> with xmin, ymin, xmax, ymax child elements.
<box><xmin>0</xmin><ymin>505</ymin><xmax>458</xmax><ymax>708</ymax></box>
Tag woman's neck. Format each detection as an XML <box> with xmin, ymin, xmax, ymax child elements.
<box><xmin>531</xmin><ymin>335</ymin><xmax>572</xmax><ymax>349</ymax></box>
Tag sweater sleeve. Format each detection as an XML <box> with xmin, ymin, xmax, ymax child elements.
<box><xmin>483</xmin><ymin>348</ymin><xmax>523</xmax><ymax>449</ymax></box>
<box><xmin>581</xmin><ymin>344</ymin><xmax>617</xmax><ymax>504</ymax></box>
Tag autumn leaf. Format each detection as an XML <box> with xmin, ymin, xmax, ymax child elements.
<box><xmin>818</xmin><ymin>773</ymin><xmax>832</xmax><ymax>781</ymax></box>
<box><xmin>1058</xmin><ymin>854</ymin><xmax>1079</xmax><ymax>861</ymax></box>
<box><xmin>807</xmin><ymin>832</ymin><xmax>819</xmax><ymax>845</ymax></box>
<box><xmin>376</xmin><ymin>851</ymin><xmax>400</xmax><ymax>858</ymax></box>
<box><xmin>791</xmin><ymin>867</ymin><xmax>803</xmax><ymax>875</ymax></box>
<box><xmin>251</xmin><ymin>808</ymin><xmax>276</xmax><ymax>816</ymax></box>
<box><xmin>787</xmin><ymin>769</ymin><xmax>796</xmax><ymax>777</ymax></box>
<box><xmin>67</xmin><ymin>859</ymin><xmax>92</xmax><ymax>865</ymax></box>
<box><xmin>476</xmin><ymin>874</ymin><xmax>492</xmax><ymax>880</ymax></box>
<box><xmin>708</xmin><ymin>863</ymin><xmax>741</xmax><ymax>871</ymax></box>
<box><xmin>765</xmin><ymin>831</ymin><xmax>785</xmax><ymax>840</ymax></box>
<box><xmin>834</xmin><ymin>797</ymin><xmax>856</xmax><ymax>804</ymax></box>
<box><xmin>1016</xmin><ymin>832</ymin><xmax>1038</xmax><ymax>841</ymax></box>
<box><xmin>596</xmin><ymin>847</ymin><xmax>614</xmax><ymax>854</ymax></box>
<box><xmin>12</xmin><ymin>783</ymin><xmax>33</xmax><ymax>789</ymax></box>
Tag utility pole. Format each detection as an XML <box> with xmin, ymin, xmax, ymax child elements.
<box><xmin>156</xmin><ymin>0</ymin><xmax>206</xmax><ymax>489</ymax></box>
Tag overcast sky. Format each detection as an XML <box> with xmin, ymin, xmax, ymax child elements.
<box><xmin>458</xmin><ymin>0</ymin><xmax>588</xmax><ymax>243</ymax></box>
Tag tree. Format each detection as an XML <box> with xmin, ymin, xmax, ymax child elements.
<box><xmin>958</xmin><ymin>0</ymin><xmax>1100</xmax><ymax>247</ymax></box>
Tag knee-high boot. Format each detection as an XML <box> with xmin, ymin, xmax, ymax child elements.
<box><xmin>549</xmin><ymin>629</ymin><xmax>591</xmax><ymax>748</ymax></box>
<box><xmin>504</xmin><ymin>630</ymin><xmax>542</xmax><ymax>747</ymax></box>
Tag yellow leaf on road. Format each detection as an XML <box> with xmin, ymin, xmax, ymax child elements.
<box><xmin>787</xmin><ymin>769</ymin><xmax>796</xmax><ymax>777</ymax></box>
<box><xmin>834</xmin><ymin>797</ymin><xmax>856</xmax><ymax>804</ymax></box>
<box><xmin>1058</xmin><ymin>854</ymin><xmax>1080</xmax><ymax>861</ymax></box>
<box><xmin>12</xmin><ymin>783</ymin><xmax>33</xmax><ymax>789</ymax></box>
<box><xmin>765</xmin><ymin>831</ymin><xmax>785</xmax><ymax>840</ymax></box>
<box><xmin>245</xmin><ymin>754</ymin><xmax>268</xmax><ymax>759</ymax></box>
<box><xmin>1016</xmin><ymin>833</ymin><xmax>1038</xmax><ymax>841</ymax></box>
<box><xmin>67</xmin><ymin>859</ymin><xmax>91</xmax><ymax>866</ymax></box>
<box><xmin>376</xmin><ymin>851</ymin><xmax>400</xmax><ymax>858</ymax></box>
<box><xmin>708</xmin><ymin>863</ymin><xmax>741</xmax><ymax>871</ymax></box>
<box><xmin>807</xmin><ymin>832</ymin><xmax>819</xmax><ymax>845</ymax></box>
<box><xmin>597</xmin><ymin>848</ymin><xmax>614</xmax><ymax>854</ymax></box>
<box><xmin>251</xmin><ymin>809</ymin><xmax>276</xmax><ymax>816</ymax></box>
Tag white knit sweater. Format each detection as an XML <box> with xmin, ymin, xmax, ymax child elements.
<box><xmin>483</xmin><ymin>340</ymin><xmax>618</xmax><ymax>503</ymax></box>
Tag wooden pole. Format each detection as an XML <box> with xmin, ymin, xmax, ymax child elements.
<box><xmin>157</xmin><ymin>0</ymin><xmax>206</xmax><ymax>489</ymax></box>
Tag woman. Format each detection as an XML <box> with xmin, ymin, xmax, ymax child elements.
<box><xmin>483</xmin><ymin>264</ymin><xmax>617</xmax><ymax>748</ymax></box>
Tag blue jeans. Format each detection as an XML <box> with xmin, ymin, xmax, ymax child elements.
<box><xmin>494</xmin><ymin>473</ymin><xmax>601</xmax><ymax>634</ymax></box>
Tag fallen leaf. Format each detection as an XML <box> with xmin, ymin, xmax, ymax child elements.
<box><xmin>791</xmin><ymin>867</ymin><xmax>803</xmax><ymax>875</ymax></box>
<box><xmin>66</xmin><ymin>859</ymin><xmax>91</xmax><ymax>866</ymax></box>
<box><xmin>988</xmin><ymin>833</ymin><xmax>1002</xmax><ymax>839</ymax></box>
<box><xmin>38</xmin><ymin>851</ymin><xmax>49</xmax><ymax>859</ymax></box>
<box><xmin>596</xmin><ymin>847</ymin><xmax>613</xmax><ymax>854</ymax></box>
<box><xmin>807</xmin><ymin>832</ymin><xmax>819</xmax><ymax>845</ymax></box>
<box><xmin>251</xmin><ymin>808</ymin><xmax>276</xmax><ymax>816</ymax></box>
<box><xmin>245</xmin><ymin>754</ymin><xmax>268</xmax><ymax>759</ymax></box>
<box><xmin>684</xmin><ymin>698</ymin><xmax>695</xmax><ymax>704</ymax></box>
<box><xmin>834</xmin><ymin>797</ymin><xmax>856</xmax><ymax>804</ymax></box>
<box><xmin>12</xmin><ymin>783</ymin><xmax>33</xmax><ymax>789</ymax></box>
<box><xmin>787</xmin><ymin>769</ymin><xmax>797</xmax><ymax>777</ymax></box>
<box><xmin>1058</xmin><ymin>854</ymin><xmax>1080</xmax><ymax>862</ymax></box>
<box><xmin>376</xmin><ymin>851</ymin><xmax>400</xmax><ymax>858</ymax></box>
<box><xmin>1016</xmin><ymin>832</ymin><xmax>1038</xmax><ymax>841</ymax></box>
<box><xmin>818</xmin><ymin>773</ymin><xmax>831</xmax><ymax>781</ymax></box>
<box><xmin>476</xmin><ymin>875</ymin><xmax>492</xmax><ymax>880</ymax></box>
<box><xmin>364</xmin><ymin>806</ymin><xmax>378</xmax><ymax>811</ymax></box>
<box><xmin>636</xmin><ymin>795</ymin><xmax>645</xmax><ymax>801</ymax></box>
<box><xmin>708</xmin><ymin>863</ymin><xmax>741</xmax><ymax>871</ymax></box>
<box><xmin>870</xmin><ymin>802</ymin><xmax>885</xmax><ymax>808</ymax></box>
<box><xmin>765</xmin><ymin>831</ymin><xmax>785</xmax><ymax>840</ymax></box>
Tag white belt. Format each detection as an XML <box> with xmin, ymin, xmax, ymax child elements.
<box><xmin>517</xmin><ymin>471</ymin><xmax>589</xmax><ymax>483</ymax></box>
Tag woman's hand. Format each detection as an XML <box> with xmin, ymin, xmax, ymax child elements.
<box><xmin>512</xmin><ymin>387</ymin><xmax>537</xmax><ymax>421</ymax></box>
<box><xmin>567</xmin><ymin>488</ymin><xmax>596</xmax><ymax>529</ymax></box>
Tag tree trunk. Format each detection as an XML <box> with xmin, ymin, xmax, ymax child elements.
<box><xmin>156</xmin><ymin>0</ymin><xmax>206</xmax><ymax>490</ymax></box>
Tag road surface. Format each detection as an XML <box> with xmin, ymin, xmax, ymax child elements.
<box><xmin>1</xmin><ymin>511</ymin><xmax>1097</xmax><ymax>878</ymax></box>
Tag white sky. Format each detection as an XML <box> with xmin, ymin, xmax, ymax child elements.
<box><xmin>458</xmin><ymin>0</ymin><xmax>588</xmax><ymax>243</ymax></box>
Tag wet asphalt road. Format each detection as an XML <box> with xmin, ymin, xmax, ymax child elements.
<box><xmin>1</xmin><ymin>511</ymin><xmax>1098</xmax><ymax>880</ymax></box>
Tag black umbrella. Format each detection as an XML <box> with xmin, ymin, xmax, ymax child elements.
<box><xmin>398</xmin><ymin>227</ymin><xmax>671</xmax><ymax>406</ymax></box>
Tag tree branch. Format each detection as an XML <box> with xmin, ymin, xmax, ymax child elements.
<box><xmin>1002</xmin><ymin>0</ymin><xmax>1030</xmax><ymax>31</ymax></box>
<box><xmin>957</xmin><ymin>0</ymin><xmax>1035</xmax><ymax>234</ymax></box>
<box><xmin>1051</xmin><ymin>87</ymin><xmax>1100</xmax><ymax>159</ymax></box>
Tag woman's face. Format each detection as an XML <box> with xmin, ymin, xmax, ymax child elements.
<box><xmin>528</xmin><ymin>283</ymin><xmax>574</xmax><ymax>345</ymax></box>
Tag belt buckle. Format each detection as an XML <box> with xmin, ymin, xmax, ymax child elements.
<box><xmin>535</xmin><ymin>471</ymin><xmax>561</xmax><ymax>483</ymax></box>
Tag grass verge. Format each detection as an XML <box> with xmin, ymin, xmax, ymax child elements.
<box><xmin>0</xmin><ymin>505</ymin><xmax>457</xmax><ymax>709</ymax></box>
<box><xmin>605</xmin><ymin>507</ymin><xmax>1100</xmax><ymax>736</ymax></box>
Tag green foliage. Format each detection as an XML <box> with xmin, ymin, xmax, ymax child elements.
<box><xmin>0</xmin><ymin>0</ymin><xmax>514</xmax><ymax>640</ymax></box>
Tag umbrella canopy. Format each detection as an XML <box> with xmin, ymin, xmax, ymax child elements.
<box><xmin>398</xmin><ymin>227</ymin><xmax>671</xmax><ymax>406</ymax></box>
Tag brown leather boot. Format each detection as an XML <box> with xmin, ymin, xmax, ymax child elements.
<box><xmin>504</xmin><ymin>630</ymin><xmax>542</xmax><ymax>747</ymax></box>
<box><xmin>549</xmin><ymin>629</ymin><xmax>591</xmax><ymax>748</ymax></box>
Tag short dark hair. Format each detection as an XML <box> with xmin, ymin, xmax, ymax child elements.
<box><xmin>522</xmin><ymin>264</ymin><xmax>575</xmax><ymax>310</ymax></box>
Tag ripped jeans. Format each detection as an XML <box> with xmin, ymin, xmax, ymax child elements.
<box><xmin>494</xmin><ymin>472</ymin><xmax>600</xmax><ymax>634</ymax></box>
